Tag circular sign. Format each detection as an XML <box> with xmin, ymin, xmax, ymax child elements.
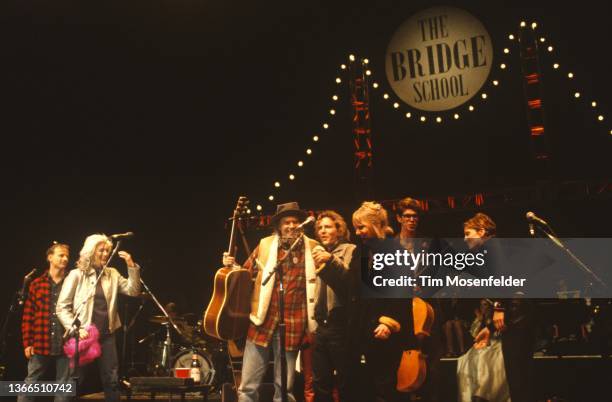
<box><xmin>385</xmin><ymin>6</ymin><xmax>493</xmax><ymax>112</ymax></box>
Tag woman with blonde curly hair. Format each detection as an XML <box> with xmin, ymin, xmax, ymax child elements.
<box><xmin>57</xmin><ymin>234</ymin><xmax>141</xmax><ymax>402</ymax></box>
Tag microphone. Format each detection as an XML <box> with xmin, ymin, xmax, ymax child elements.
<box><xmin>24</xmin><ymin>268</ymin><xmax>38</xmax><ymax>281</ymax></box>
<box><xmin>110</xmin><ymin>232</ymin><xmax>134</xmax><ymax>240</ymax></box>
<box><xmin>18</xmin><ymin>268</ymin><xmax>38</xmax><ymax>305</ymax></box>
<box><xmin>295</xmin><ymin>216</ymin><xmax>315</xmax><ymax>231</ymax></box>
<box><xmin>526</xmin><ymin>212</ymin><xmax>549</xmax><ymax>227</ymax></box>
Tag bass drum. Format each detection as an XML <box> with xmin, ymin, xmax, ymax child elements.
<box><xmin>172</xmin><ymin>348</ymin><xmax>216</xmax><ymax>386</ymax></box>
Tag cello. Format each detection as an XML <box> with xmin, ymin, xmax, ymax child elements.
<box><xmin>203</xmin><ymin>196</ymin><xmax>253</xmax><ymax>340</ymax></box>
<box><xmin>396</xmin><ymin>296</ymin><xmax>434</xmax><ymax>392</ymax></box>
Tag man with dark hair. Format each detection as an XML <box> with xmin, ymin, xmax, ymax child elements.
<box><xmin>394</xmin><ymin>197</ymin><xmax>446</xmax><ymax>402</ymax></box>
<box><xmin>223</xmin><ymin>202</ymin><xmax>319</xmax><ymax>402</ymax></box>
<box><xmin>395</xmin><ymin>197</ymin><xmax>423</xmax><ymax>252</ymax></box>
<box><xmin>20</xmin><ymin>243</ymin><xmax>71</xmax><ymax>402</ymax></box>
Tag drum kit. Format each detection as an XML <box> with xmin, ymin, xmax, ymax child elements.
<box><xmin>138</xmin><ymin>312</ymin><xmax>224</xmax><ymax>386</ymax></box>
<box><xmin>119</xmin><ymin>241</ymin><xmax>245</xmax><ymax>392</ymax></box>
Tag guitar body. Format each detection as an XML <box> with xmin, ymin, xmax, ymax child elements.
<box><xmin>396</xmin><ymin>297</ymin><xmax>435</xmax><ymax>393</ymax></box>
<box><xmin>203</xmin><ymin>267</ymin><xmax>253</xmax><ymax>340</ymax></box>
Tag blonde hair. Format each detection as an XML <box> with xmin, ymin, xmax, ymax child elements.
<box><xmin>352</xmin><ymin>201</ymin><xmax>394</xmax><ymax>239</ymax></box>
<box><xmin>77</xmin><ymin>234</ymin><xmax>112</xmax><ymax>271</ymax></box>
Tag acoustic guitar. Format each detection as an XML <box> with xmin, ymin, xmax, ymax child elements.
<box><xmin>203</xmin><ymin>196</ymin><xmax>253</xmax><ymax>340</ymax></box>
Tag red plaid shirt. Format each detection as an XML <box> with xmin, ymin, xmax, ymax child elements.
<box><xmin>245</xmin><ymin>243</ymin><xmax>307</xmax><ymax>351</ymax></box>
<box><xmin>21</xmin><ymin>272</ymin><xmax>64</xmax><ymax>355</ymax></box>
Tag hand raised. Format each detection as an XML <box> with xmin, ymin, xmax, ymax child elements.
<box><xmin>118</xmin><ymin>251</ymin><xmax>136</xmax><ymax>268</ymax></box>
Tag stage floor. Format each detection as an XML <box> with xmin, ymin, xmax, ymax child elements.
<box><xmin>79</xmin><ymin>392</ymin><xmax>221</xmax><ymax>401</ymax></box>
<box><xmin>75</xmin><ymin>354</ymin><xmax>612</xmax><ymax>402</ymax></box>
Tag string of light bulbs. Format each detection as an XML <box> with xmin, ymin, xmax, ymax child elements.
<box><xmin>251</xmin><ymin>59</ymin><xmax>350</xmax><ymax>212</ymax></box>
<box><xmin>511</xmin><ymin>20</ymin><xmax>610</xmax><ymax>136</ymax></box>
<box><xmin>251</xmin><ymin>22</ymin><xmax>609</xmax><ymax>214</ymax></box>
<box><xmin>367</xmin><ymin>54</ymin><xmax>506</xmax><ymax>124</ymax></box>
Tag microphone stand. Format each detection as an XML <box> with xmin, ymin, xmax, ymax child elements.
<box><xmin>1</xmin><ymin>269</ymin><xmax>36</xmax><ymax>351</ymax></box>
<box><xmin>535</xmin><ymin>224</ymin><xmax>608</xmax><ymax>292</ymax></box>
<box><xmin>0</xmin><ymin>273</ymin><xmax>33</xmax><ymax>378</ymax></box>
<box><xmin>120</xmin><ymin>296</ymin><xmax>146</xmax><ymax>382</ymax></box>
<box><xmin>261</xmin><ymin>232</ymin><xmax>305</xmax><ymax>402</ymax></box>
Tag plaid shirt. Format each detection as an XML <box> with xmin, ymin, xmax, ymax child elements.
<box><xmin>245</xmin><ymin>243</ymin><xmax>307</xmax><ymax>351</ymax></box>
<box><xmin>22</xmin><ymin>272</ymin><xmax>65</xmax><ymax>356</ymax></box>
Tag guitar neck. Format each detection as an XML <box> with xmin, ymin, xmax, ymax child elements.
<box><xmin>227</xmin><ymin>196</ymin><xmax>249</xmax><ymax>258</ymax></box>
<box><xmin>227</xmin><ymin>215</ymin><xmax>238</xmax><ymax>257</ymax></box>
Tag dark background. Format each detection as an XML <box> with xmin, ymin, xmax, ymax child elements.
<box><xmin>1</xmin><ymin>0</ymin><xmax>610</xmax><ymax>381</ymax></box>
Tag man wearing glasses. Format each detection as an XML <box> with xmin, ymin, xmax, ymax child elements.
<box><xmin>394</xmin><ymin>197</ymin><xmax>445</xmax><ymax>402</ymax></box>
<box><xmin>395</xmin><ymin>197</ymin><xmax>422</xmax><ymax>253</ymax></box>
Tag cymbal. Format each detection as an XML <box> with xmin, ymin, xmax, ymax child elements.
<box><xmin>148</xmin><ymin>315</ymin><xmax>187</xmax><ymax>324</ymax></box>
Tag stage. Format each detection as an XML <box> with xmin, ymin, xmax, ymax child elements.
<box><xmin>74</xmin><ymin>354</ymin><xmax>612</xmax><ymax>402</ymax></box>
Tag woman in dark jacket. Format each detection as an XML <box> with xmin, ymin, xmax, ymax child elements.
<box><xmin>347</xmin><ymin>201</ymin><xmax>412</xmax><ymax>402</ymax></box>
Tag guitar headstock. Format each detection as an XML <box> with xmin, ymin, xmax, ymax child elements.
<box><xmin>233</xmin><ymin>196</ymin><xmax>250</xmax><ymax>220</ymax></box>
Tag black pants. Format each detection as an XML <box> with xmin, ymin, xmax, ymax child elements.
<box><xmin>312</xmin><ymin>318</ymin><xmax>349</xmax><ymax>402</ymax></box>
<box><xmin>502</xmin><ymin>325</ymin><xmax>535</xmax><ymax>402</ymax></box>
<box><xmin>502</xmin><ymin>302</ymin><xmax>536</xmax><ymax>402</ymax></box>
<box><xmin>362</xmin><ymin>336</ymin><xmax>404</xmax><ymax>402</ymax></box>
<box><xmin>76</xmin><ymin>333</ymin><xmax>120</xmax><ymax>402</ymax></box>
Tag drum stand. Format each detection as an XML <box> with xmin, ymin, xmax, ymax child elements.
<box><xmin>160</xmin><ymin>322</ymin><xmax>173</xmax><ymax>373</ymax></box>
<box><xmin>138</xmin><ymin>277</ymin><xmax>184</xmax><ymax>376</ymax></box>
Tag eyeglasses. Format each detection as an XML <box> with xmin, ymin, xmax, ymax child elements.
<box><xmin>401</xmin><ymin>214</ymin><xmax>419</xmax><ymax>220</ymax></box>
